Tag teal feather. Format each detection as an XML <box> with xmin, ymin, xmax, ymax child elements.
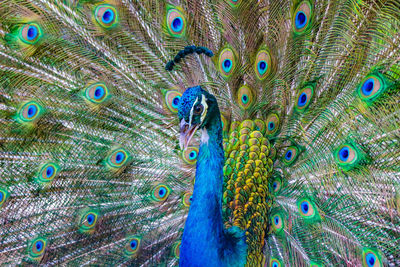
<box><xmin>0</xmin><ymin>0</ymin><xmax>399</xmax><ymax>266</ymax></box>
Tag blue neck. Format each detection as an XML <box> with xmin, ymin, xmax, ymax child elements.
<box><xmin>180</xmin><ymin>114</ymin><xmax>225</xmax><ymax>266</ymax></box>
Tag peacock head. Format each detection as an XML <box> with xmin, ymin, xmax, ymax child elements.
<box><xmin>178</xmin><ymin>86</ymin><xmax>218</xmax><ymax>149</ymax></box>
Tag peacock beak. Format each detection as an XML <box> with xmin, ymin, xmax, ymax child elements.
<box><xmin>179</xmin><ymin>119</ymin><xmax>199</xmax><ymax>150</ymax></box>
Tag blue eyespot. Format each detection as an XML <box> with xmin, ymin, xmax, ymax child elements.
<box><xmin>130</xmin><ymin>240</ymin><xmax>137</xmax><ymax>250</ymax></box>
<box><xmin>94</xmin><ymin>5</ymin><xmax>118</xmax><ymax>28</ymax></box>
<box><xmin>268</xmin><ymin>122</ymin><xmax>275</xmax><ymax>131</ymax></box>
<box><xmin>297</xmin><ymin>92</ymin><xmax>307</xmax><ymax>107</ymax></box>
<box><xmin>273</xmin><ymin>182</ymin><xmax>277</xmax><ymax>190</ymax></box>
<box><xmin>241</xmin><ymin>94</ymin><xmax>249</xmax><ymax>104</ymax></box>
<box><xmin>102</xmin><ymin>9</ymin><xmax>114</xmax><ymax>24</ymax></box>
<box><xmin>219</xmin><ymin>48</ymin><xmax>236</xmax><ymax>77</ymax></box>
<box><xmin>27</xmin><ymin>105</ymin><xmax>38</xmax><ymax>118</ymax></box>
<box><xmin>172</xmin><ymin>96</ymin><xmax>180</xmax><ymax>108</ymax></box>
<box><xmin>274</xmin><ymin>216</ymin><xmax>279</xmax><ymax>225</ymax></box>
<box><xmin>189</xmin><ymin>151</ymin><xmax>197</xmax><ymax>160</ymax></box>
<box><xmin>166</xmin><ymin>8</ymin><xmax>186</xmax><ymax>37</ymax></box>
<box><xmin>339</xmin><ymin>147</ymin><xmax>349</xmax><ymax>161</ymax></box>
<box><xmin>0</xmin><ymin>192</ymin><xmax>3</xmax><ymax>201</ymax></box>
<box><xmin>222</xmin><ymin>59</ymin><xmax>232</xmax><ymax>72</ymax></box>
<box><xmin>87</xmin><ymin>214</ymin><xmax>95</xmax><ymax>225</ymax></box>
<box><xmin>362</xmin><ymin>78</ymin><xmax>374</xmax><ymax>96</ymax></box>
<box><xmin>115</xmin><ymin>152</ymin><xmax>125</xmax><ymax>164</ymax></box>
<box><xmin>301</xmin><ymin>201</ymin><xmax>309</xmax><ymax>213</ymax></box>
<box><xmin>94</xmin><ymin>86</ymin><xmax>105</xmax><ymax>99</ymax></box>
<box><xmin>36</xmin><ymin>240</ymin><xmax>43</xmax><ymax>251</ymax></box>
<box><xmin>365</xmin><ymin>253</ymin><xmax>376</xmax><ymax>267</ymax></box>
<box><xmin>45</xmin><ymin>166</ymin><xmax>54</xmax><ymax>178</ymax></box>
<box><xmin>285</xmin><ymin>150</ymin><xmax>292</xmax><ymax>160</ymax></box>
<box><xmin>257</xmin><ymin>60</ymin><xmax>268</xmax><ymax>75</ymax></box>
<box><xmin>159</xmin><ymin>188</ymin><xmax>166</xmax><ymax>198</ymax></box>
<box><xmin>27</xmin><ymin>26</ymin><xmax>38</xmax><ymax>40</ymax></box>
<box><xmin>295</xmin><ymin>11</ymin><xmax>307</xmax><ymax>29</ymax></box>
<box><xmin>172</xmin><ymin>17</ymin><xmax>183</xmax><ymax>32</ymax></box>
<box><xmin>273</xmin><ymin>263</ymin><xmax>279</xmax><ymax>267</ymax></box>
<box><xmin>183</xmin><ymin>147</ymin><xmax>199</xmax><ymax>165</ymax></box>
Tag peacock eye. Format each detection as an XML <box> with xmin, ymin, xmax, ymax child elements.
<box><xmin>166</xmin><ymin>7</ymin><xmax>186</xmax><ymax>37</ymax></box>
<box><xmin>362</xmin><ymin>248</ymin><xmax>382</xmax><ymax>267</ymax></box>
<box><xmin>20</xmin><ymin>23</ymin><xmax>42</xmax><ymax>44</ymax></box>
<box><xmin>292</xmin><ymin>1</ymin><xmax>312</xmax><ymax>34</ymax></box>
<box><xmin>94</xmin><ymin>4</ymin><xmax>119</xmax><ymax>28</ymax></box>
<box><xmin>194</xmin><ymin>104</ymin><xmax>204</xmax><ymax>115</ymax></box>
<box><xmin>173</xmin><ymin>241</ymin><xmax>181</xmax><ymax>259</ymax></box>
<box><xmin>271</xmin><ymin>213</ymin><xmax>284</xmax><ymax>233</ymax></box>
<box><xmin>282</xmin><ymin>146</ymin><xmax>299</xmax><ymax>166</ymax></box>
<box><xmin>18</xmin><ymin>101</ymin><xmax>43</xmax><ymax>123</ymax></box>
<box><xmin>151</xmin><ymin>184</ymin><xmax>171</xmax><ymax>202</ymax></box>
<box><xmin>254</xmin><ymin>48</ymin><xmax>272</xmax><ymax>80</ymax></box>
<box><xmin>182</xmin><ymin>192</ymin><xmax>193</xmax><ymax>207</ymax></box>
<box><xmin>297</xmin><ymin>197</ymin><xmax>321</xmax><ymax>222</ymax></box>
<box><xmin>79</xmin><ymin>209</ymin><xmax>99</xmax><ymax>233</ymax></box>
<box><xmin>218</xmin><ymin>47</ymin><xmax>237</xmax><ymax>78</ymax></box>
<box><xmin>29</xmin><ymin>237</ymin><xmax>47</xmax><ymax>261</ymax></box>
<box><xmin>0</xmin><ymin>188</ymin><xmax>9</xmax><ymax>208</ymax></box>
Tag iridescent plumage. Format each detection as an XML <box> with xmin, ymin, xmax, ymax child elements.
<box><xmin>0</xmin><ymin>0</ymin><xmax>399</xmax><ymax>266</ymax></box>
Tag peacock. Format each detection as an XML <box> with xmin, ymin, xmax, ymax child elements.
<box><xmin>0</xmin><ymin>0</ymin><xmax>399</xmax><ymax>266</ymax></box>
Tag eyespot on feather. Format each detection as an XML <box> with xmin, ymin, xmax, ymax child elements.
<box><xmin>151</xmin><ymin>184</ymin><xmax>171</xmax><ymax>202</ymax></box>
<box><xmin>94</xmin><ymin>4</ymin><xmax>119</xmax><ymax>28</ymax></box>
<box><xmin>271</xmin><ymin>213</ymin><xmax>284</xmax><ymax>233</ymax></box>
<box><xmin>182</xmin><ymin>192</ymin><xmax>193</xmax><ymax>207</ymax></box>
<box><xmin>85</xmin><ymin>83</ymin><xmax>110</xmax><ymax>104</ymax></box>
<box><xmin>265</xmin><ymin>113</ymin><xmax>280</xmax><ymax>137</ymax></box>
<box><xmin>334</xmin><ymin>143</ymin><xmax>361</xmax><ymax>171</ymax></box>
<box><xmin>28</xmin><ymin>237</ymin><xmax>47</xmax><ymax>261</ymax></box>
<box><xmin>106</xmin><ymin>148</ymin><xmax>130</xmax><ymax>169</ymax></box>
<box><xmin>295</xmin><ymin>85</ymin><xmax>314</xmax><ymax>112</ymax></box>
<box><xmin>19</xmin><ymin>23</ymin><xmax>42</xmax><ymax>44</ymax></box>
<box><xmin>182</xmin><ymin>147</ymin><xmax>199</xmax><ymax>165</ymax></box>
<box><xmin>271</xmin><ymin>178</ymin><xmax>281</xmax><ymax>194</ymax></box>
<box><xmin>0</xmin><ymin>188</ymin><xmax>9</xmax><ymax>208</ymax></box>
<box><xmin>297</xmin><ymin>198</ymin><xmax>320</xmax><ymax>221</ymax></box>
<box><xmin>237</xmin><ymin>85</ymin><xmax>254</xmax><ymax>110</ymax></box>
<box><xmin>282</xmin><ymin>146</ymin><xmax>299</xmax><ymax>166</ymax></box>
<box><xmin>362</xmin><ymin>248</ymin><xmax>382</xmax><ymax>267</ymax></box>
<box><xmin>124</xmin><ymin>236</ymin><xmax>141</xmax><ymax>257</ymax></box>
<box><xmin>226</xmin><ymin>0</ymin><xmax>241</xmax><ymax>8</ymax></box>
<box><xmin>218</xmin><ymin>48</ymin><xmax>237</xmax><ymax>78</ymax></box>
<box><xmin>166</xmin><ymin>7</ymin><xmax>186</xmax><ymax>37</ymax></box>
<box><xmin>310</xmin><ymin>261</ymin><xmax>323</xmax><ymax>267</ymax></box>
<box><xmin>254</xmin><ymin>119</ymin><xmax>266</xmax><ymax>135</ymax></box>
<box><xmin>293</xmin><ymin>1</ymin><xmax>312</xmax><ymax>33</ymax></box>
<box><xmin>269</xmin><ymin>258</ymin><xmax>282</xmax><ymax>267</ymax></box>
<box><xmin>79</xmin><ymin>210</ymin><xmax>99</xmax><ymax>233</ymax></box>
<box><xmin>221</xmin><ymin>114</ymin><xmax>229</xmax><ymax>133</ymax></box>
<box><xmin>172</xmin><ymin>241</ymin><xmax>181</xmax><ymax>259</ymax></box>
<box><xmin>357</xmin><ymin>73</ymin><xmax>387</xmax><ymax>102</ymax></box>
<box><xmin>36</xmin><ymin>163</ymin><xmax>60</xmax><ymax>185</ymax></box>
<box><xmin>16</xmin><ymin>101</ymin><xmax>43</xmax><ymax>123</ymax></box>
<box><xmin>254</xmin><ymin>49</ymin><xmax>272</xmax><ymax>80</ymax></box>
<box><xmin>165</xmin><ymin>90</ymin><xmax>182</xmax><ymax>113</ymax></box>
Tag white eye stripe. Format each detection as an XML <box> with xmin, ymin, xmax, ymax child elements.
<box><xmin>189</xmin><ymin>97</ymin><xmax>199</xmax><ymax>127</ymax></box>
<box><xmin>200</xmin><ymin>94</ymin><xmax>208</xmax><ymax>123</ymax></box>
<box><xmin>189</xmin><ymin>95</ymin><xmax>208</xmax><ymax>127</ymax></box>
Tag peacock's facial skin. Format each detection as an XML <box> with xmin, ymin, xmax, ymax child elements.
<box><xmin>178</xmin><ymin>86</ymin><xmax>217</xmax><ymax>149</ymax></box>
